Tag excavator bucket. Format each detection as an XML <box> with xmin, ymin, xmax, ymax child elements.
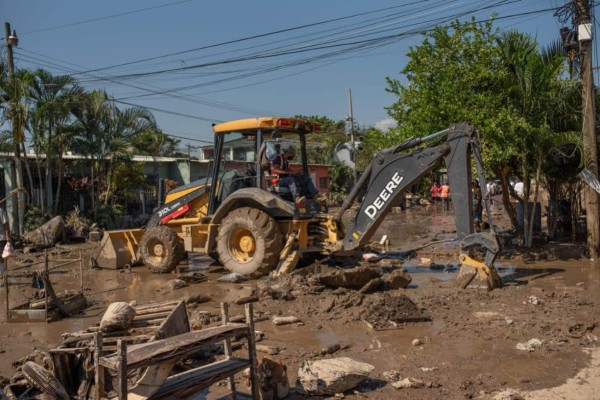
<box><xmin>94</xmin><ymin>229</ymin><xmax>145</xmax><ymax>269</ymax></box>
<box><xmin>456</xmin><ymin>232</ymin><xmax>502</xmax><ymax>291</ymax></box>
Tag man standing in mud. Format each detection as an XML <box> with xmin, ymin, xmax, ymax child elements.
<box><xmin>440</xmin><ymin>182</ymin><xmax>451</xmax><ymax>210</ymax></box>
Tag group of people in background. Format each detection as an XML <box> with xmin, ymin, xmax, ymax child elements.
<box><xmin>430</xmin><ymin>181</ymin><xmax>451</xmax><ymax>210</ymax></box>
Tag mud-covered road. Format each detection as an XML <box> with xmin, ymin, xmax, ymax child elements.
<box><xmin>1</xmin><ymin>202</ymin><xmax>599</xmax><ymax>399</ymax></box>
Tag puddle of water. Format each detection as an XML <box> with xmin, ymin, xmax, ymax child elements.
<box><xmin>402</xmin><ymin>262</ymin><xmax>458</xmax><ymax>282</ymax></box>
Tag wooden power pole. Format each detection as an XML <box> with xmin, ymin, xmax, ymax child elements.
<box><xmin>575</xmin><ymin>0</ymin><xmax>600</xmax><ymax>259</ymax></box>
<box><xmin>4</xmin><ymin>22</ymin><xmax>25</xmax><ymax>235</ymax></box>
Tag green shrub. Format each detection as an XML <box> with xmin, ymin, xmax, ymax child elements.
<box><xmin>88</xmin><ymin>203</ymin><xmax>123</xmax><ymax>230</ymax></box>
<box><xmin>24</xmin><ymin>204</ymin><xmax>50</xmax><ymax>233</ymax></box>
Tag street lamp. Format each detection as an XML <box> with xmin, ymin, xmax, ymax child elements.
<box><xmin>7</xmin><ymin>29</ymin><xmax>18</xmax><ymax>47</ymax></box>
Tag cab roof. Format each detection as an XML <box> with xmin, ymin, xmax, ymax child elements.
<box><xmin>212</xmin><ymin>117</ymin><xmax>319</xmax><ymax>135</ymax></box>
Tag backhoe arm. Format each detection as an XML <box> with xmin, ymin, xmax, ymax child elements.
<box><xmin>335</xmin><ymin>122</ymin><xmax>502</xmax><ymax>290</ymax></box>
<box><xmin>339</xmin><ymin>122</ymin><xmax>478</xmax><ymax>250</ymax></box>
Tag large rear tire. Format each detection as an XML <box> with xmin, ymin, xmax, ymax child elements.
<box><xmin>217</xmin><ymin>207</ymin><xmax>283</xmax><ymax>278</ymax></box>
<box><xmin>139</xmin><ymin>226</ymin><xmax>184</xmax><ymax>273</ymax></box>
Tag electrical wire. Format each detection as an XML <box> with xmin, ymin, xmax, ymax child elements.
<box><xmin>18</xmin><ymin>0</ymin><xmax>192</xmax><ymax>36</ymax></box>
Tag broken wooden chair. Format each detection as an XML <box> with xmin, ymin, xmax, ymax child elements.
<box><xmin>94</xmin><ymin>302</ymin><xmax>259</xmax><ymax>399</ymax></box>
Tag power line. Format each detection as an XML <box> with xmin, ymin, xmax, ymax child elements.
<box><xmin>67</xmin><ymin>1</ymin><xmax>434</xmax><ymax>76</ymax></box>
<box><xmin>18</xmin><ymin>0</ymin><xmax>192</xmax><ymax>36</ymax></box>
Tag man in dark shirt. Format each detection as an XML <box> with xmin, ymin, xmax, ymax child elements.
<box><xmin>271</xmin><ymin>145</ymin><xmax>319</xmax><ymax>204</ymax></box>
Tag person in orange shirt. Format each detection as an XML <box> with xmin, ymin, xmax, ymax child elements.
<box><xmin>430</xmin><ymin>182</ymin><xmax>441</xmax><ymax>204</ymax></box>
<box><xmin>440</xmin><ymin>182</ymin><xmax>451</xmax><ymax>210</ymax></box>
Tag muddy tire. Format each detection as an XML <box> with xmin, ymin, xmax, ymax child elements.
<box><xmin>217</xmin><ymin>207</ymin><xmax>283</xmax><ymax>278</ymax></box>
<box><xmin>139</xmin><ymin>226</ymin><xmax>184</xmax><ymax>273</ymax></box>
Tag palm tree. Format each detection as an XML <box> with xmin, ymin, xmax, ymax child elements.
<box><xmin>0</xmin><ymin>67</ymin><xmax>35</xmax><ymax>233</ymax></box>
<box><xmin>101</xmin><ymin>104</ymin><xmax>157</xmax><ymax>205</ymax></box>
<box><xmin>497</xmin><ymin>31</ymin><xmax>579</xmax><ymax>245</ymax></box>
<box><xmin>28</xmin><ymin>69</ymin><xmax>82</xmax><ymax>215</ymax></box>
<box><xmin>70</xmin><ymin>90</ymin><xmax>111</xmax><ymax>218</ymax></box>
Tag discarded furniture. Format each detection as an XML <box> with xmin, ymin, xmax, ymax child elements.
<box><xmin>49</xmin><ymin>300</ymin><xmax>189</xmax><ymax>398</ymax></box>
<box><xmin>95</xmin><ymin>302</ymin><xmax>259</xmax><ymax>399</ymax></box>
<box><xmin>6</xmin><ymin>250</ymin><xmax>88</xmax><ymax>323</ymax></box>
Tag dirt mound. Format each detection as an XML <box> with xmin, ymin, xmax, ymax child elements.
<box><xmin>359</xmin><ymin>293</ymin><xmax>428</xmax><ymax>329</ymax></box>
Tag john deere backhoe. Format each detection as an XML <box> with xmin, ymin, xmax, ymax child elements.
<box><xmin>95</xmin><ymin>118</ymin><xmax>501</xmax><ymax>290</ymax></box>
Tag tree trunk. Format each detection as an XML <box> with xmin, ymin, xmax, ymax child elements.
<box><xmin>45</xmin><ymin>122</ymin><xmax>54</xmax><ymax>214</ymax></box>
<box><xmin>91</xmin><ymin>154</ymin><xmax>97</xmax><ymax>220</ymax></box>
<box><xmin>496</xmin><ymin>166</ymin><xmax>520</xmax><ymax>231</ymax></box>
<box><xmin>33</xmin><ymin>144</ymin><xmax>46</xmax><ymax>214</ymax></box>
<box><xmin>104</xmin><ymin>157</ymin><xmax>113</xmax><ymax>205</ymax></box>
<box><xmin>53</xmin><ymin>147</ymin><xmax>64</xmax><ymax>216</ymax></box>
<box><xmin>21</xmin><ymin>141</ymin><xmax>35</xmax><ymax>200</ymax></box>
<box><xmin>521</xmin><ymin>157</ymin><xmax>531</xmax><ymax>247</ymax></box>
<box><xmin>526</xmin><ymin>158</ymin><xmax>543</xmax><ymax>248</ymax></box>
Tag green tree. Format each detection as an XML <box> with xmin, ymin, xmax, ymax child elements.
<box><xmin>384</xmin><ymin>19</ymin><xmax>581</xmax><ymax>246</ymax></box>
<box><xmin>131</xmin><ymin>128</ymin><xmax>182</xmax><ymax>157</ymax></box>
<box><xmin>101</xmin><ymin>105</ymin><xmax>157</xmax><ymax>204</ymax></box>
<box><xmin>29</xmin><ymin>69</ymin><xmax>82</xmax><ymax>215</ymax></box>
<box><xmin>70</xmin><ymin>90</ymin><xmax>112</xmax><ymax>218</ymax></box>
<box><xmin>497</xmin><ymin>31</ymin><xmax>580</xmax><ymax>245</ymax></box>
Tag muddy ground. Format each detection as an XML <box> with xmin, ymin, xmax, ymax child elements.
<box><xmin>1</xmin><ymin>198</ymin><xmax>599</xmax><ymax>399</ymax></box>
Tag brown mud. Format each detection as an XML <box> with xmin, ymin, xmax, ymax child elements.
<box><xmin>0</xmin><ymin>200</ymin><xmax>599</xmax><ymax>399</ymax></box>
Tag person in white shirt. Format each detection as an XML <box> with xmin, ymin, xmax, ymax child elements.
<box><xmin>514</xmin><ymin>180</ymin><xmax>524</xmax><ymax>198</ymax></box>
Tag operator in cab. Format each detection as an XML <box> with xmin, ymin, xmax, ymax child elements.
<box><xmin>271</xmin><ymin>145</ymin><xmax>321</xmax><ymax>204</ymax></box>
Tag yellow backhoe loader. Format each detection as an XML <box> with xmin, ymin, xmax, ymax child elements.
<box><xmin>94</xmin><ymin>118</ymin><xmax>501</xmax><ymax>290</ymax></box>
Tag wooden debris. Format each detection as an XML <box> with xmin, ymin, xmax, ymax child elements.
<box><xmin>234</xmin><ymin>294</ymin><xmax>259</xmax><ymax>305</ymax></box>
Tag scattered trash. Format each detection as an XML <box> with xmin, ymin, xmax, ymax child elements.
<box><xmin>22</xmin><ymin>361</ymin><xmax>69</xmax><ymax>400</ymax></box>
<box><xmin>257</xmin><ymin>356</ymin><xmax>290</xmax><ymax>400</ymax></box>
<box><xmin>420</xmin><ymin>367</ymin><xmax>437</xmax><ymax>372</ymax></box>
<box><xmin>412</xmin><ymin>338</ymin><xmax>423</xmax><ymax>346</ymax></box>
<box><xmin>296</xmin><ymin>357</ymin><xmax>375</xmax><ymax>396</ymax></box>
<box><xmin>235</xmin><ymin>294</ymin><xmax>260</xmax><ymax>305</ymax></box>
<box><xmin>184</xmin><ymin>294</ymin><xmax>212</xmax><ymax>305</ymax></box>
<box><xmin>505</xmin><ymin>317</ymin><xmax>514</xmax><ymax>325</ymax></box>
<box><xmin>217</xmin><ymin>272</ymin><xmax>248</xmax><ymax>283</ymax></box>
<box><xmin>516</xmin><ymin>338</ymin><xmax>543</xmax><ymax>352</ymax></box>
<box><xmin>166</xmin><ymin>278</ymin><xmax>189</xmax><ymax>291</ymax></box>
<box><xmin>100</xmin><ymin>301</ymin><xmax>136</xmax><ymax>332</ymax></box>
<box><xmin>362</xmin><ymin>253</ymin><xmax>381</xmax><ymax>262</ymax></box>
<box><xmin>272</xmin><ymin>316</ymin><xmax>301</xmax><ymax>326</ymax></box>
<box><xmin>2</xmin><ymin>242</ymin><xmax>15</xmax><ymax>259</ymax></box>
<box><xmin>526</xmin><ymin>296</ymin><xmax>541</xmax><ymax>305</ymax></box>
<box><xmin>382</xmin><ymin>370</ymin><xmax>402</xmax><ymax>382</ymax></box>
<box><xmin>565</xmin><ymin>322</ymin><xmax>595</xmax><ymax>338</ymax></box>
<box><xmin>256</xmin><ymin>344</ymin><xmax>281</xmax><ymax>355</ymax></box>
<box><xmin>392</xmin><ymin>377</ymin><xmax>425</xmax><ymax>389</ymax></box>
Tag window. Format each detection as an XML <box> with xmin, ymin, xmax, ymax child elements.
<box><xmin>319</xmin><ymin>177</ymin><xmax>328</xmax><ymax>189</ymax></box>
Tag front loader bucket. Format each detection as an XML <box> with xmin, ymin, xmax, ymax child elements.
<box><xmin>456</xmin><ymin>232</ymin><xmax>502</xmax><ymax>291</ymax></box>
<box><xmin>94</xmin><ymin>229</ymin><xmax>145</xmax><ymax>269</ymax></box>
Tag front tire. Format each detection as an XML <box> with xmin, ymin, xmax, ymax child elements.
<box><xmin>217</xmin><ymin>207</ymin><xmax>283</xmax><ymax>278</ymax></box>
<box><xmin>139</xmin><ymin>226</ymin><xmax>184</xmax><ymax>273</ymax></box>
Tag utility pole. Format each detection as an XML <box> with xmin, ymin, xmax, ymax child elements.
<box><xmin>4</xmin><ymin>22</ymin><xmax>25</xmax><ymax>236</ymax></box>
<box><xmin>347</xmin><ymin>88</ymin><xmax>357</xmax><ymax>183</ymax></box>
<box><xmin>574</xmin><ymin>0</ymin><xmax>600</xmax><ymax>259</ymax></box>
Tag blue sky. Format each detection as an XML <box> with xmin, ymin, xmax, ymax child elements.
<box><xmin>0</xmin><ymin>0</ymin><xmax>589</xmax><ymax>153</ymax></box>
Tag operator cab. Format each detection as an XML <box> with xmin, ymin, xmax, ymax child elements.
<box><xmin>209</xmin><ymin>117</ymin><xmax>327</xmax><ymax>215</ymax></box>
